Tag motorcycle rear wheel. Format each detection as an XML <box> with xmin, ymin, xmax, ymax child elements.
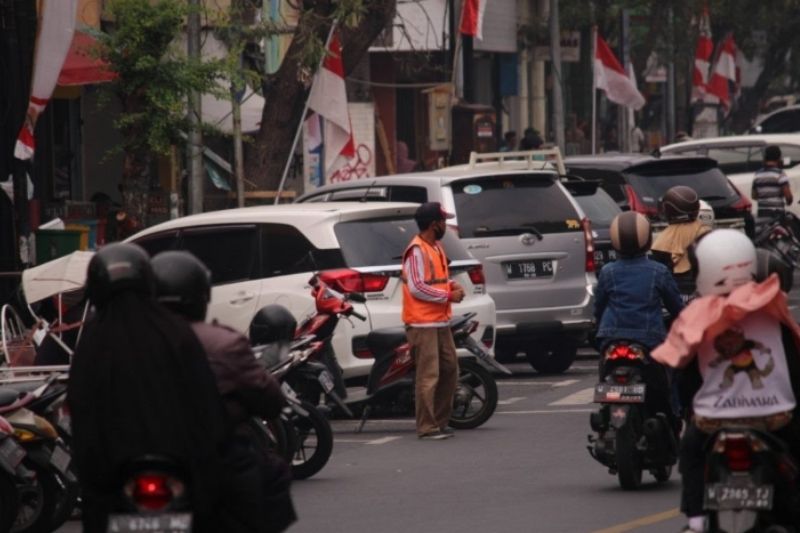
<box><xmin>11</xmin><ymin>460</ymin><xmax>58</xmax><ymax>533</ymax></box>
<box><xmin>615</xmin><ymin>423</ymin><xmax>643</xmax><ymax>490</ymax></box>
<box><xmin>448</xmin><ymin>359</ymin><xmax>498</xmax><ymax>430</ymax></box>
<box><xmin>652</xmin><ymin>464</ymin><xmax>672</xmax><ymax>483</ymax></box>
<box><xmin>290</xmin><ymin>401</ymin><xmax>333</xmax><ymax>480</ymax></box>
<box><xmin>0</xmin><ymin>471</ymin><xmax>19</xmax><ymax>533</ymax></box>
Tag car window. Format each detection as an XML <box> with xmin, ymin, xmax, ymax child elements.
<box><xmin>180</xmin><ymin>225</ymin><xmax>259</xmax><ymax>285</ymax></box>
<box><xmin>389</xmin><ymin>186</ymin><xmax>428</xmax><ymax>203</ymax></box>
<box><xmin>624</xmin><ymin>167</ymin><xmax>738</xmax><ymax>207</ymax></box>
<box><xmin>260</xmin><ymin>223</ymin><xmax>344</xmax><ymax>277</ymax></box>
<box><xmin>334</xmin><ymin>217</ymin><xmax>472</xmax><ymax>267</ymax></box>
<box><xmin>779</xmin><ymin>145</ymin><xmax>800</xmax><ymax>169</ymax></box>
<box><xmin>329</xmin><ymin>187</ymin><xmax>388</xmax><ymax>201</ymax></box>
<box><xmin>665</xmin><ymin>148</ymin><xmax>706</xmax><ymax>157</ymax></box>
<box><xmin>133</xmin><ymin>231</ymin><xmax>179</xmax><ymax>257</ymax></box>
<box><xmin>759</xmin><ymin>109</ymin><xmax>800</xmax><ymax>133</ymax></box>
<box><xmin>706</xmin><ymin>146</ymin><xmax>760</xmax><ymax>174</ymax></box>
<box><xmin>300</xmin><ymin>193</ymin><xmax>330</xmax><ymax>203</ymax></box>
<box><xmin>564</xmin><ymin>167</ymin><xmax>627</xmax><ymax>204</ymax></box>
<box><xmin>451</xmin><ymin>175</ymin><xmax>581</xmax><ymax>237</ymax></box>
<box><xmin>573</xmin><ymin>189</ymin><xmax>622</xmax><ymax>229</ymax></box>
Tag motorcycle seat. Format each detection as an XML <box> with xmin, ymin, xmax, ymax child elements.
<box><xmin>367</xmin><ymin>328</ymin><xmax>407</xmax><ymax>357</ymax></box>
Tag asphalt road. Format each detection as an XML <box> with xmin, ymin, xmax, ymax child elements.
<box><xmin>57</xmin><ymin>273</ymin><xmax>800</xmax><ymax>532</ymax></box>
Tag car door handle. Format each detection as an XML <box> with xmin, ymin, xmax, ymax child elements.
<box><xmin>229</xmin><ymin>293</ymin><xmax>255</xmax><ymax>305</ymax></box>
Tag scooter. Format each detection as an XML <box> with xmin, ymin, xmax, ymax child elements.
<box><xmin>704</xmin><ymin>427</ymin><xmax>800</xmax><ymax>532</ymax></box>
<box><xmin>587</xmin><ymin>341</ymin><xmax>678</xmax><ymax>490</ymax></box>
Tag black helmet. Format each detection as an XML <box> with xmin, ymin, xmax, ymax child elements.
<box><xmin>151</xmin><ymin>251</ymin><xmax>211</xmax><ymax>321</ymax></box>
<box><xmin>249</xmin><ymin>305</ymin><xmax>296</xmax><ymax>346</ymax></box>
<box><xmin>661</xmin><ymin>185</ymin><xmax>700</xmax><ymax>223</ymax></box>
<box><xmin>86</xmin><ymin>243</ymin><xmax>154</xmax><ymax>308</ymax></box>
<box><xmin>610</xmin><ymin>211</ymin><xmax>652</xmax><ymax>257</ymax></box>
<box><xmin>755</xmin><ymin>247</ymin><xmax>793</xmax><ymax>292</ymax></box>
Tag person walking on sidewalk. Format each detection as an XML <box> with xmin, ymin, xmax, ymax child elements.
<box><xmin>402</xmin><ymin>202</ymin><xmax>465</xmax><ymax>440</ymax></box>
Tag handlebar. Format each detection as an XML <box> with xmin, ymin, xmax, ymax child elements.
<box><xmin>350</xmin><ymin>310</ymin><xmax>367</xmax><ymax>321</ymax></box>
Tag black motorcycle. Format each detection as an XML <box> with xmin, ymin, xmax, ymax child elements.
<box><xmin>704</xmin><ymin>428</ymin><xmax>800</xmax><ymax>532</ymax></box>
<box><xmin>587</xmin><ymin>341</ymin><xmax>678</xmax><ymax>489</ymax></box>
<box><xmin>754</xmin><ymin>213</ymin><xmax>800</xmax><ymax>278</ymax></box>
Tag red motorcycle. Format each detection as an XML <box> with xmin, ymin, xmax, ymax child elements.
<box><xmin>288</xmin><ymin>275</ymin><xmax>510</xmax><ymax>432</ymax></box>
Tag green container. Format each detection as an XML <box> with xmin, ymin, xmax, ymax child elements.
<box><xmin>35</xmin><ymin>229</ymin><xmax>83</xmax><ymax>265</ymax></box>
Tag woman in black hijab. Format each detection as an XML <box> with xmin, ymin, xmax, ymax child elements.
<box><xmin>68</xmin><ymin>243</ymin><xmax>227</xmax><ymax>532</ymax></box>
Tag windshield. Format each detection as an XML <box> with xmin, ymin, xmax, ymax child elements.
<box><xmin>573</xmin><ymin>189</ymin><xmax>622</xmax><ymax>228</ymax></box>
<box><xmin>334</xmin><ymin>217</ymin><xmax>473</xmax><ymax>267</ymax></box>
<box><xmin>624</xmin><ymin>167</ymin><xmax>738</xmax><ymax>206</ymax></box>
<box><xmin>451</xmin><ymin>175</ymin><xmax>580</xmax><ymax>238</ymax></box>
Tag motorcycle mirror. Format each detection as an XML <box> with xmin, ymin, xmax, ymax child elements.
<box><xmin>347</xmin><ymin>292</ymin><xmax>367</xmax><ymax>304</ymax></box>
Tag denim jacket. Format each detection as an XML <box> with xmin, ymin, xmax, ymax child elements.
<box><xmin>594</xmin><ymin>255</ymin><xmax>684</xmax><ymax>349</ymax></box>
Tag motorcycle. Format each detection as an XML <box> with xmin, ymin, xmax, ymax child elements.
<box><xmin>107</xmin><ymin>455</ymin><xmax>192</xmax><ymax>533</ymax></box>
<box><xmin>587</xmin><ymin>341</ymin><xmax>678</xmax><ymax>490</ymax></box>
<box><xmin>704</xmin><ymin>428</ymin><xmax>800</xmax><ymax>532</ymax></box>
<box><xmin>0</xmin><ymin>416</ymin><xmax>24</xmax><ymax>532</ymax></box>
<box><xmin>754</xmin><ymin>212</ymin><xmax>800</xmax><ymax>273</ymax></box>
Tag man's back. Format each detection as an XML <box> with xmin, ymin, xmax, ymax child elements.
<box><xmin>752</xmin><ymin>166</ymin><xmax>789</xmax><ymax>211</ymax></box>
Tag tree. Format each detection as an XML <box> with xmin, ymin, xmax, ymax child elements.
<box><xmin>244</xmin><ymin>0</ymin><xmax>396</xmax><ymax>188</ymax></box>
<box><xmin>96</xmin><ymin>0</ymin><xmax>223</xmax><ymax>231</ymax></box>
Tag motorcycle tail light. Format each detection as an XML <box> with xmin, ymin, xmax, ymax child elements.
<box><xmin>724</xmin><ymin>436</ymin><xmax>753</xmax><ymax>472</ymax></box>
<box><xmin>613</xmin><ymin>373</ymin><xmax>629</xmax><ymax>385</ymax></box>
<box><xmin>605</xmin><ymin>344</ymin><xmax>644</xmax><ymax>361</ymax></box>
<box><xmin>129</xmin><ymin>473</ymin><xmax>185</xmax><ymax>511</ymax></box>
<box><xmin>319</xmin><ymin>269</ymin><xmax>389</xmax><ymax>294</ymax></box>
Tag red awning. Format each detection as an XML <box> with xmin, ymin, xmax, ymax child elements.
<box><xmin>57</xmin><ymin>31</ymin><xmax>116</xmax><ymax>86</ymax></box>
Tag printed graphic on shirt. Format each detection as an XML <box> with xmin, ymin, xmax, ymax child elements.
<box><xmin>693</xmin><ymin>312</ymin><xmax>796</xmax><ymax>419</ymax></box>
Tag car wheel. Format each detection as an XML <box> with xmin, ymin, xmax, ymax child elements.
<box><xmin>525</xmin><ymin>341</ymin><xmax>576</xmax><ymax>374</ymax></box>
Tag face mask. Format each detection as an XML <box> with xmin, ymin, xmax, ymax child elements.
<box><xmin>433</xmin><ymin>222</ymin><xmax>446</xmax><ymax>240</ymax></box>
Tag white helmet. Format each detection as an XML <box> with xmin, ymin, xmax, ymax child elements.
<box><xmin>692</xmin><ymin>229</ymin><xmax>756</xmax><ymax>296</ymax></box>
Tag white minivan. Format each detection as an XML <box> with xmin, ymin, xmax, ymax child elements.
<box><xmin>127</xmin><ymin>202</ymin><xmax>496</xmax><ymax>378</ymax></box>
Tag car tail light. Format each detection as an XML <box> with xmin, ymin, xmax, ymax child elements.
<box><xmin>319</xmin><ymin>269</ymin><xmax>389</xmax><ymax>293</ymax></box>
<box><xmin>582</xmin><ymin>217</ymin><xmax>595</xmax><ymax>273</ymax></box>
<box><xmin>604</xmin><ymin>343</ymin><xmax>645</xmax><ymax>361</ymax></box>
<box><xmin>481</xmin><ymin>326</ymin><xmax>495</xmax><ymax>349</ymax></box>
<box><xmin>624</xmin><ymin>185</ymin><xmax>659</xmax><ymax>217</ymax></box>
<box><xmin>729</xmin><ymin>183</ymin><xmax>753</xmax><ymax>212</ymax></box>
<box><xmin>132</xmin><ymin>474</ymin><xmax>173</xmax><ymax>511</ymax></box>
<box><xmin>724</xmin><ymin>436</ymin><xmax>753</xmax><ymax>472</ymax></box>
<box><xmin>467</xmin><ymin>265</ymin><xmax>485</xmax><ymax>285</ymax></box>
<box><xmin>352</xmin><ymin>337</ymin><xmax>373</xmax><ymax>359</ymax></box>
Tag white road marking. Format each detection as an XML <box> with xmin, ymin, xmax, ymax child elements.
<box><xmin>552</xmin><ymin>379</ymin><xmax>579</xmax><ymax>387</ymax></box>
<box><xmin>334</xmin><ymin>438</ymin><xmax>374</xmax><ymax>443</ymax></box>
<box><xmin>497</xmin><ymin>408</ymin><xmax>594</xmax><ymax>415</ymax></box>
<box><xmin>498</xmin><ymin>380</ymin><xmax>579</xmax><ymax>386</ymax></box>
<box><xmin>497</xmin><ymin>396</ymin><xmax>525</xmax><ymax>405</ymax></box>
<box><xmin>549</xmin><ymin>387</ymin><xmax>595</xmax><ymax>406</ymax></box>
<box><xmin>366</xmin><ymin>436</ymin><xmax>402</xmax><ymax>445</ymax></box>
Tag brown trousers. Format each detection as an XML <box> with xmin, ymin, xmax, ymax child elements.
<box><xmin>407</xmin><ymin>327</ymin><xmax>459</xmax><ymax>435</ymax></box>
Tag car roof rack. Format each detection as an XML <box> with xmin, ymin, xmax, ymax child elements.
<box><xmin>466</xmin><ymin>147</ymin><xmax>566</xmax><ymax>175</ymax></box>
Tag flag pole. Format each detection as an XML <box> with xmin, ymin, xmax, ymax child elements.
<box><xmin>591</xmin><ymin>25</ymin><xmax>597</xmax><ymax>154</ymax></box>
<box><xmin>274</xmin><ymin>22</ymin><xmax>338</xmax><ymax>205</ymax></box>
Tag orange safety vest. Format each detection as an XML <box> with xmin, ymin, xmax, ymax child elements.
<box><xmin>401</xmin><ymin>235</ymin><xmax>452</xmax><ymax>325</ymax></box>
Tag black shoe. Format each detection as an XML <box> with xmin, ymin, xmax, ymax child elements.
<box><xmin>440</xmin><ymin>427</ymin><xmax>455</xmax><ymax>436</ymax></box>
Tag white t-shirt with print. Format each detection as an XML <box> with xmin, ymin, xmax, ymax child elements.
<box><xmin>694</xmin><ymin>311</ymin><xmax>796</xmax><ymax>419</ymax></box>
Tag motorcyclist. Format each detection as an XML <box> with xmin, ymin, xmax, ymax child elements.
<box><xmin>594</xmin><ymin>211</ymin><xmax>684</xmax><ymax>431</ymax></box>
<box><xmin>652</xmin><ymin>229</ymin><xmax>800</xmax><ymax>533</ymax></box>
<box><xmin>68</xmin><ymin>243</ymin><xmax>227</xmax><ymax>533</ymax></box>
<box><xmin>151</xmin><ymin>250</ymin><xmax>296</xmax><ymax>533</ymax></box>
<box><xmin>651</xmin><ymin>185</ymin><xmax>711</xmax><ymax>301</ymax></box>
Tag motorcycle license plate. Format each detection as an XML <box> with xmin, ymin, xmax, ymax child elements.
<box><xmin>0</xmin><ymin>438</ymin><xmax>24</xmax><ymax>471</ymax></box>
<box><xmin>318</xmin><ymin>371</ymin><xmax>335</xmax><ymax>394</ymax></box>
<box><xmin>107</xmin><ymin>513</ymin><xmax>192</xmax><ymax>533</ymax></box>
<box><xmin>704</xmin><ymin>482</ymin><xmax>774</xmax><ymax>511</ymax></box>
<box><xmin>593</xmin><ymin>383</ymin><xmax>645</xmax><ymax>403</ymax></box>
<box><xmin>49</xmin><ymin>443</ymin><xmax>70</xmax><ymax>475</ymax></box>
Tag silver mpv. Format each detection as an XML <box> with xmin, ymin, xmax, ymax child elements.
<box><xmin>297</xmin><ymin>158</ymin><xmax>596</xmax><ymax>373</ymax></box>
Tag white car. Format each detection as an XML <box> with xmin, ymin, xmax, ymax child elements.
<box><xmin>126</xmin><ymin>202</ymin><xmax>496</xmax><ymax>378</ymax></box>
<box><xmin>660</xmin><ymin>134</ymin><xmax>800</xmax><ymax>217</ymax></box>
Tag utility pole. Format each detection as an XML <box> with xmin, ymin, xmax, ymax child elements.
<box><xmin>549</xmin><ymin>0</ymin><xmax>564</xmax><ymax>151</ymax></box>
<box><xmin>620</xmin><ymin>9</ymin><xmax>631</xmax><ymax>152</ymax></box>
<box><xmin>187</xmin><ymin>0</ymin><xmax>204</xmax><ymax>214</ymax></box>
<box><xmin>232</xmin><ymin>71</ymin><xmax>245</xmax><ymax>208</ymax></box>
<box><xmin>462</xmin><ymin>35</ymin><xmax>474</xmax><ymax>102</ymax></box>
<box><xmin>666</xmin><ymin>6</ymin><xmax>676</xmax><ymax>143</ymax></box>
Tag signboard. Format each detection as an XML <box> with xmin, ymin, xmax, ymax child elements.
<box><xmin>533</xmin><ymin>31</ymin><xmax>581</xmax><ymax>62</ymax></box>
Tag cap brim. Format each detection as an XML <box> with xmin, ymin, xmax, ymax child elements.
<box><xmin>441</xmin><ymin>209</ymin><xmax>455</xmax><ymax>220</ymax></box>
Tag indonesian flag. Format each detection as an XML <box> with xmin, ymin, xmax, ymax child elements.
<box><xmin>459</xmin><ymin>0</ymin><xmax>487</xmax><ymax>40</ymax></box>
<box><xmin>307</xmin><ymin>31</ymin><xmax>355</xmax><ymax>173</ymax></box>
<box><xmin>14</xmin><ymin>0</ymin><xmax>79</xmax><ymax>160</ymax></box>
<box><xmin>594</xmin><ymin>33</ymin><xmax>645</xmax><ymax>110</ymax></box>
<box><xmin>706</xmin><ymin>34</ymin><xmax>737</xmax><ymax>109</ymax></box>
<box><xmin>692</xmin><ymin>6</ymin><xmax>713</xmax><ymax>100</ymax></box>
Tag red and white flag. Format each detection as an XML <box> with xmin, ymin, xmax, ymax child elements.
<box><xmin>14</xmin><ymin>0</ymin><xmax>78</xmax><ymax>160</ymax></box>
<box><xmin>706</xmin><ymin>34</ymin><xmax>737</xmax><ymax>109</ymax></box>
<box><xmin>307</xmin><ymin>31</ymin><xmax>355</xmax><ymax>173</ymax></box>
<box><xmin>692</xmin><ymin>6</ymin><xmax>713</xmax><ymax>100</ymax></box>
<box><xmin>594</xmin><ymin>33</ymin><xmax>645</xmax><ymax>110</ymax></box>
<box><xmin>459</xmin><ymin>0</ymin><xmax>487</xmax><ymax>40</ymax></box>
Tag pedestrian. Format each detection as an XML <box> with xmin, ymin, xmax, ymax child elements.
<box><xmin>402</xmin><ymin>202</ymin><xmax>465</xmax><ymax>440</ymax></box>
<box><xmin>396</xmin><ymin>141</ymin><xmax>420</xmax><ymax>173</ymax></box>
<box><xmin>630</xmin><ymin>124</ymin><xmax>646</xmax><ymax>153</ymax></box>
<box><xmin>499</xmin><ymin>130</ymin><xmax>517</xmax><ymax>152</ymax></box>
<box><xmin>68</xmin><ymin>243</ymin><xmax>227</xmax><ymax>533</ymax></box>
<box><xmin>520</xmin><ymin>127</ymin><xmax>543</xmax><ymax>150</ymax></box>
<box><xmin>752</xmin><ymin>144</ymin><xmax>793</xmax><ymax>219</ymax></box>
